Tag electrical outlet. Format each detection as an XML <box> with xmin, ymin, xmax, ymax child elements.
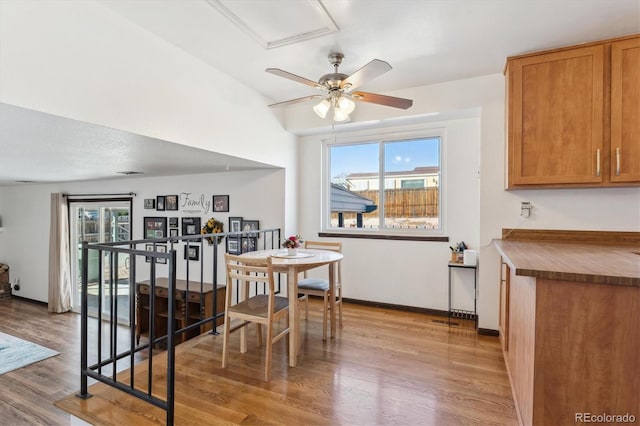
<box><xmin>521</xmin><ymin>202</ymin><xmax>532</xmax><ymax>218</ymax></box>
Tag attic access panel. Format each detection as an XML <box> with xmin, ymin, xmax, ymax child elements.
<box><xmin>206</xmin><ymin>0</ymin><xmax>338</xmax><ymax>49</ymax></box>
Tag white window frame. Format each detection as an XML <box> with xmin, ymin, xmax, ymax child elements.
<box><xmin>322</xmin><ymin>126</ymin><xmax>445</xmax><ymax>236</ymax></box>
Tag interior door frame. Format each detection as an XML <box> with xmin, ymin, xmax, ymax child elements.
<box><xmin>68</xmin><ymin>197</ymin><xmax>133</xmax><ymax>323</ymax></box>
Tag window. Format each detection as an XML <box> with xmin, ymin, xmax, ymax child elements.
<box><xmin>326</xmin><ymin>133</ymin><xmax>441</xmax><ymax>232</ymax></box>
<box><xmin>401</xmin><ymin>179</ymin><xmax>424</xmax><ymax>189</ymax></box>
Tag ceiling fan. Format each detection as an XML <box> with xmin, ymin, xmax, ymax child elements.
<box><xmin>266</xmin><ymin>52</ymin><xmax>413</xmax><ymax>122</ymax></box>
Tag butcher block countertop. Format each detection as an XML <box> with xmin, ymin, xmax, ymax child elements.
<box><xmin>494</xmin><ymin>239</ymin><xmax>640</xmax><ymax>287</ymax></box>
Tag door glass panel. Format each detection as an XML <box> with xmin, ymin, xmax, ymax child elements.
<box><xmin>70</xmin><ymin>201</ymin><xmax>131</xmax><ymax>324</ymax></box>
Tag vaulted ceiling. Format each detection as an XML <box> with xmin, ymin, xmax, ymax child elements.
<box><xmin>1</xmin><ymin>0</ymin><xmax>638</xmax><ymax>186</ymax></box>
<box><xmin>101</xmin><ymin>0</ymin><xmax>640</xmax><ymax>105</ymax></box>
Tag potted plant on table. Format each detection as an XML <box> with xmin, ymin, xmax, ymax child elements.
<box><xmin>282</xmin><ymin>235</ymin><xmax>303</xmax><ymax>256</ymax></box>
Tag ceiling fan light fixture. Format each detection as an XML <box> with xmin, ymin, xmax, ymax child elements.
<box><xmin>337</xmin><ymin>96</ymin><xmax>355</xmax><ymax>115</ymax></box>
<box><xmin>313</xmin><ymin>99</ymin><xmax>331</xmax><ymax>118</ymax></box>
<box><xmin>333</xmin><ymin>106</ymin><xmax>350</xmax><ymax>122</ymax></box>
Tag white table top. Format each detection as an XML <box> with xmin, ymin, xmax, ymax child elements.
<box><xmin>238</xmin><ymin>248</ymin><xmax>343</xmax><ymax>269</ymax></box>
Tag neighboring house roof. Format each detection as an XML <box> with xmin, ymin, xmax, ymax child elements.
<box><xmin>330</xmin><ymin>184</ymin><xmax>377</xmax><ymax>213</ymax></box>
<box><xmin>346</xmin><ymin>166</ymin><xmax>439</xmax><ymax>179</ymax></box>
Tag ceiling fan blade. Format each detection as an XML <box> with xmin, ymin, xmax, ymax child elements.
<box><xmin>266</xmin><ymin>68</ymin><xmax>324</xmax><ymax>90</ymax></box>
<box><xmin>341</xmin><ymin>59</ymin><xmax>392</xmax><ymax>91</ymax></box>
<box><xmin>268</xmin><ymin>95</ymin><xmax>323</xmax><ymax>108</ymax></box>
<box><xmin>351</xmin><ymin>91</ymin><xmax>413</xmax><ymax>109</ymax></box>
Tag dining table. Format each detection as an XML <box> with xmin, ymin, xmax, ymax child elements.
<box><xmin>238</xmin><ymin>248</ymin><xmax>343</xmax><ymax>367</ymax></box>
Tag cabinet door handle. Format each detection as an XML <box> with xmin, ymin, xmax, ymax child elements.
<box><xmin>616</xmin><ymin>147</ymin><xmax>621</xmax><ymax>176</ymax></box>
<box><xmin>596</xmin><ymin>149</ymin><xmax>601</xmax><ymax>177</ymax></box>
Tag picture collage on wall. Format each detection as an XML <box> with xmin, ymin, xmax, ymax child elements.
<box><xmin>144</xmin><ymin>195</ymin><xmax>179</xmax><ymax>211</ymax></box>
<box><xmin>225</xmin><ymin>217</ymin><xmax>260</xmax><ymax>255</ymax></box>
<box><xmin>143</xmin><ymin>194</ymin><xmax>262</xmax><ymax>258</ymax></box>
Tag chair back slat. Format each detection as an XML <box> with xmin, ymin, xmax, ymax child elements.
<box><xmin>304</xmin><ymin>240</ymin><xmax>342</xmax><ymax>252</ymax></box>
<box><xmin>227</xmin><ymin>269</ymin><xmax>271</xmax><ymax>284</ymax></box>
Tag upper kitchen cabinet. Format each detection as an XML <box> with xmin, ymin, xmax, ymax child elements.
<box><xmin>505</xmin><ymin>34</ymin><xmax>640</xmax><ymax>189</ymax></box>
<box><xmin>610</xmin><ymin>37</ymin><xmax>640</xmax><ymax>183</ymax></box>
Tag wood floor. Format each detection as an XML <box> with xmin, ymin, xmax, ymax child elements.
<box><xmin>0</xmin><ymin>297</ymin><xmax>148</xmax><ymax>425</ymax></box>
<box><xmin>1</xmin><ymin>297</ymin><xmax>517</xmax><ymax>425</ymax></box>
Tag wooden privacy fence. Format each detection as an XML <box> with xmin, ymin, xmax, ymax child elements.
<box><xmin>332</xmin><ymin>188</ymin><xmax>439</xmax><ymax>218</ymax></box>
<box><xmin>362</xmin><ymin>188</ymin><xmax>439</xmax><ymax>217</ymax></box>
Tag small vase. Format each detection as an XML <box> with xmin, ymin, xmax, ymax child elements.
<box><xmin>287</xmin><ymin>248</ymin><xmax>297</xmax><ymax>256</ymax></box>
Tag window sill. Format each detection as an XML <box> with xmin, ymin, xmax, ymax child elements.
<box><xmin>318</xmin><ymin>232</ymin><xmax>449</xmax><ymax>242</ymax></box>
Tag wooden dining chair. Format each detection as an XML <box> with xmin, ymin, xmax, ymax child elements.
<box><xmin>222</xmin><ymin>253</ymin><xmax>289</xmax><ymax>381</ymax></box>
<box><xmin>297</xmin><ymin>240</ymin><xmax>342</xmax><ymax>341</ymax></box>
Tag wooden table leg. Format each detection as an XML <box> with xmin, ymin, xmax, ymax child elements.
<box><xmin>287</xmin><ymin>265</ymin><xmax>298</xmax><ymax>367</ymax></box>
<box><xmin>329</xmin><ymin>262</ymin><xmax>336</xmax><ymax>338</ymax></box>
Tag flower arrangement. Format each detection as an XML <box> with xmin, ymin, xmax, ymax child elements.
<box><xmin>282</xmin><ymin>235</ymin><xmax>303</xmax><ymax>249</ymax></box>
<box><xmin>201</xmin><ymin>217</ymin><xmax>224</xmax><ymax>245</ymax></box>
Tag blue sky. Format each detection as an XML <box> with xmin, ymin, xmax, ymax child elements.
<box><xmin>330</xmin><ymin>137</ymin><xmax>440</xmax><ymax>178</ymax></box>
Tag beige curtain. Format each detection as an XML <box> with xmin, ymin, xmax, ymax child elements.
<box><xmin>48</xmin><ymin>193</ymin><xmax>72</xmax><ymax>313</ymax></box>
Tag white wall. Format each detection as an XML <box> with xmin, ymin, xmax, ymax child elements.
<box><xmin>0</xmin><ymin>0</ymin><xmax>299</xmax><ymax>238</ymax></box>
<box><xmin>0</xmin><ymin>169</ymin><xmax>285</xmax><ymax>302</ymax></box>
<box><xmin>0</xmin><ymin>1</ymin><xmax>291</xmax><ymax>165</ymax></box>
<box><xmin>295</xmin><ymin>74</ymin><xmax>640</xmax><ymax>330</ymax></box>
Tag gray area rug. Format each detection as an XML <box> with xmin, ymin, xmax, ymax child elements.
<box><xmin>0</xmin><ymin>331</ymin><xmax>59</xmax><ymax>375</ymax></box>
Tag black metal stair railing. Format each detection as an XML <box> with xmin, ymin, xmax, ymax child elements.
<box><xmin>76</xmin><ymin>228</ymin><xmax>281</xmax><ymax>425</ymax></box>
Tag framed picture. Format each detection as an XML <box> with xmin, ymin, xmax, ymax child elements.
<box><xmin>143</xmin><ymin>217</ymin><xmax>167</xmax><ymax>239</ymax></box>
<box><xmin>156</xmin><ymin>244</ymin><xmax>167</xmax><ymax>264</ymax></box>
<box><xmin>229</xmin><ymin>216</ymin><xmax>243</xmax><ymax>233</ymax></box>
<box><xmin>241</xmin><ymin>219</ymin><xmax>260</xmax><ymax>238</ymax></box>
<box><xmin>156</xmin><ymin>195</ymin><xmax>166</xmax><ymax>211</ymax></box>
<box><xmin>168</xmin><ymin>217</ymin><xmax>179</xmax><ymax>227</ymax></box>
<box><xmin>144</xmin><ymin>198</ymin><xmax>155</xmax><ymax>209</ymax></box>
<box><xmin>184</xmin><ymin>245</ymin><xmax>200</xmax><ymax>261</ymax></box>
<box><xmin>144</xmin><ymin>243</ymin><xmax>167</xmax><ymax>263</ymax></box>
<box><xmin>144</xmin><ymin>243</ymin><xmax>154</xmax><ymax>262</ymax></box>
<box><xmin>213</xmin><ymin>195</ymin><xmax>229</xmax><ymax>212</ymax></box>
<box><xmin>181</xmin><ymin>217</ymin><xmax>201</xmax><ymax>237</ymax></box>
<box><xmin>165</xmin><ymin>195</ymin><xmax>178</xmax><ymax>211</ymax></box>
<box><xmin>226</xmin><ymin>236</ymin><xmax>240</xmax><ymax>255</ymax></box>
<box><xmin>169</xmin><ymin>228</ymin><xmax>179</xmax><ymax>238</ymax></box>
<box><xmin>241</xmin><ymin>237</ymin><xmax>257</xmax><ymax>253</ymax></box>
